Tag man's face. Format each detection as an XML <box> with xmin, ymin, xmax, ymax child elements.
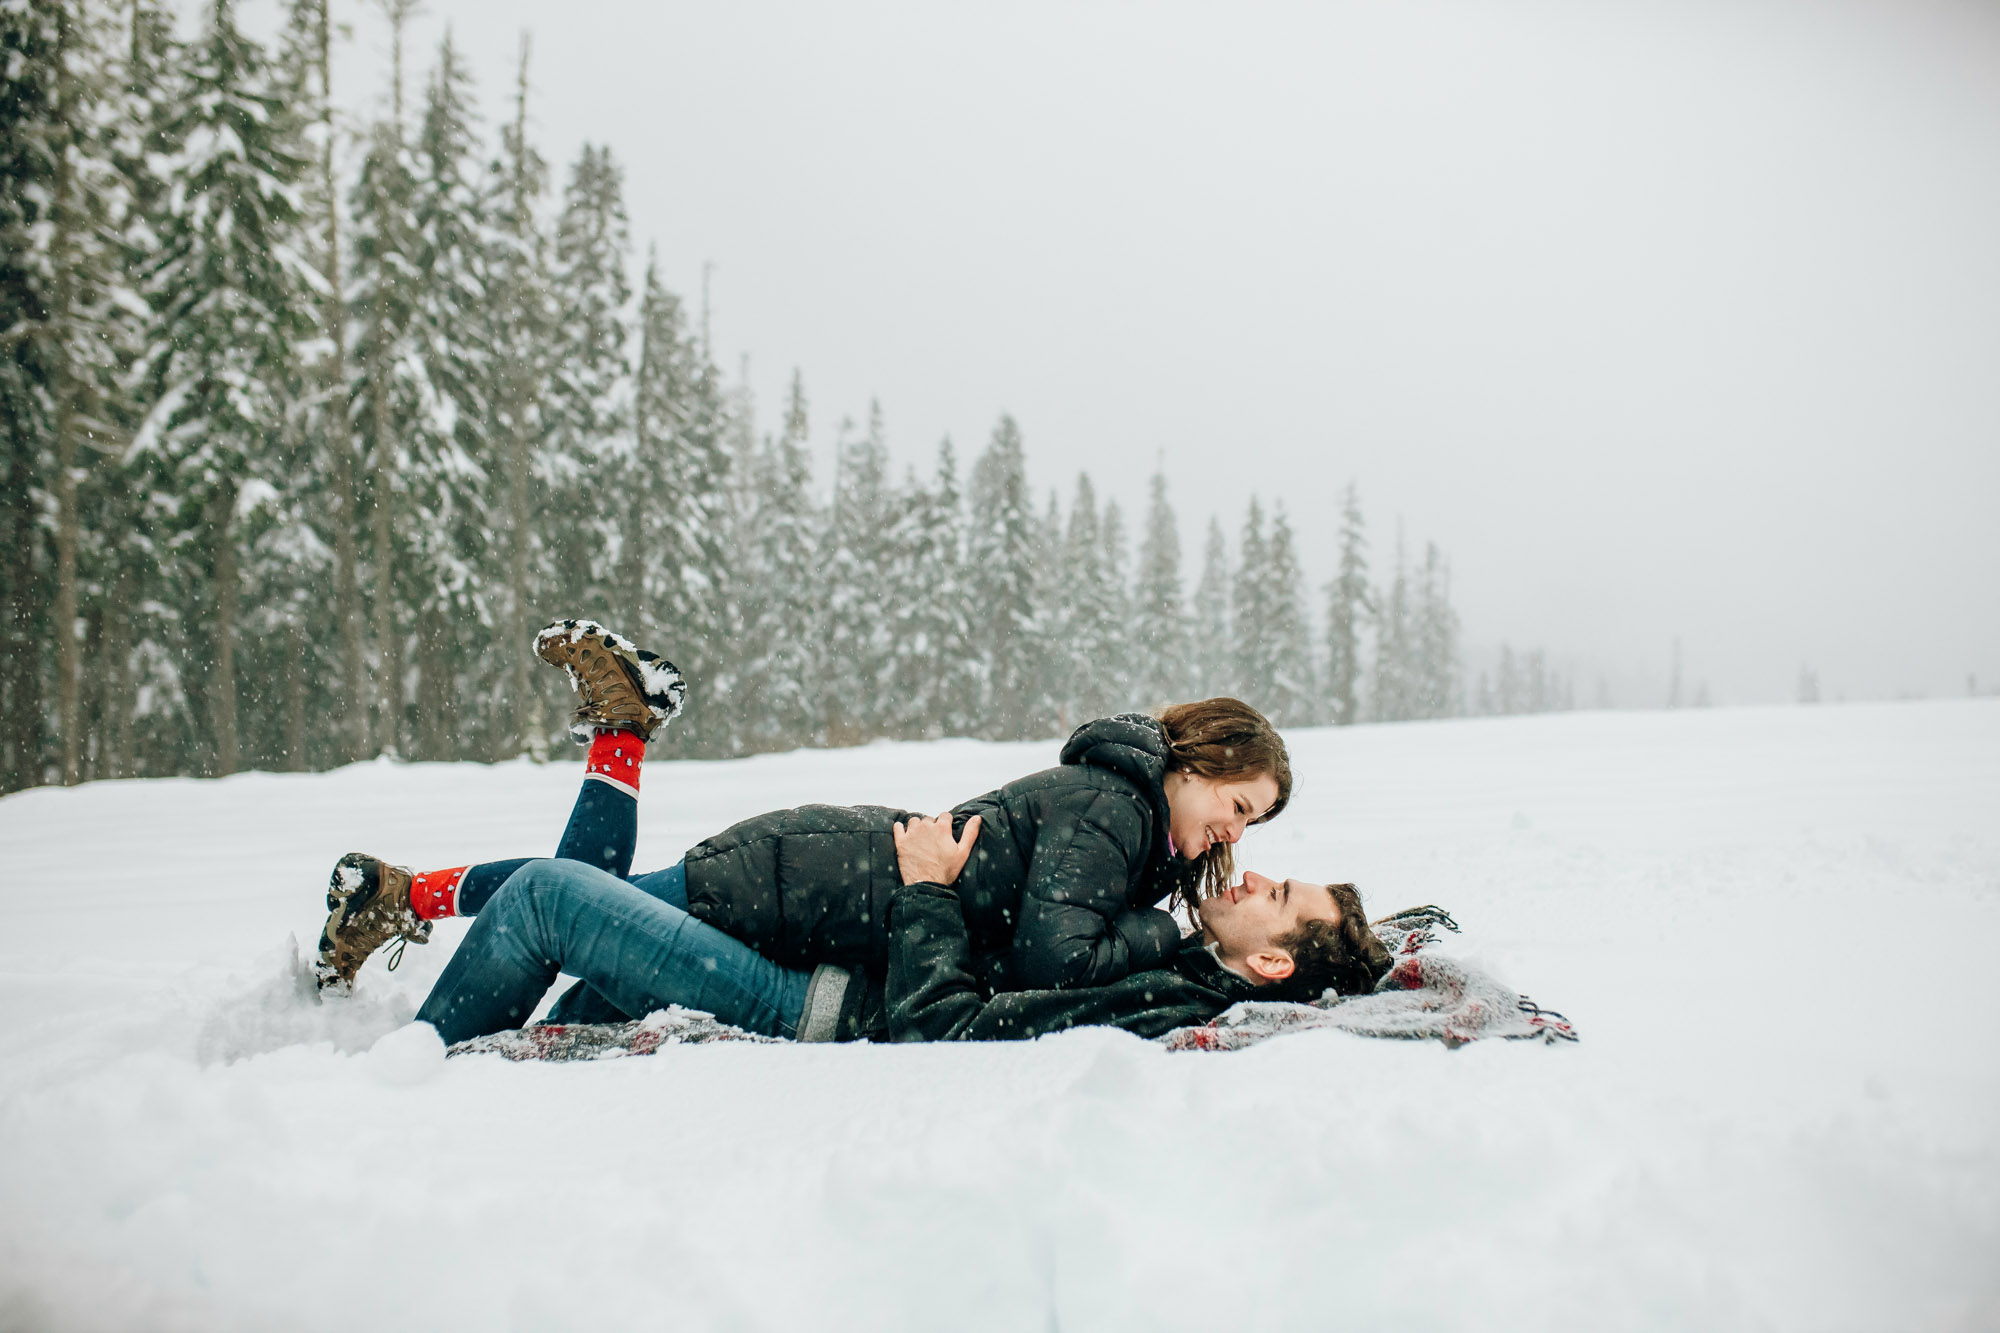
<box><xmin>1197</xmin><ymin>871</ymin><xmax>1341</xmax><ymax>983</ymax></box>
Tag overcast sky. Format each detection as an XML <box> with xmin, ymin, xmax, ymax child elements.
<box><xmin>279</xmin><ymin>0</ymin><xmax>1998</xmax><ymax>705</ymax></box>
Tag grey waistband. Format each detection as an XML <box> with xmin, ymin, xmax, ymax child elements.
<box><xmin>796</xmin><ymin>964</ymin><xmax>852</xmax><ymax>1043</ymax></box>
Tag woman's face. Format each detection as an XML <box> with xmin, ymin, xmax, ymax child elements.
<box><xmin>1163</xmin><ymin>770</ymin><xmax>1281</xmax><ymax>860</ymax></box>
<box><xmin>1198</xmin><ymin>871</ymin><xmax>1341</xmax><ymax>978</ymax></box>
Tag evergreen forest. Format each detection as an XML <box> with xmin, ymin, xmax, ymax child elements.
<box><xmin>1</xmin><ymin>0</ymin><xmax>1575</xmax><ymax>795</ymax></box>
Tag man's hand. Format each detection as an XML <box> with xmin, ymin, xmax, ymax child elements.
<box><xmin>892</xmin><ymin>812</ymin><xmax>982</xmax><ymax>887</ymax></box>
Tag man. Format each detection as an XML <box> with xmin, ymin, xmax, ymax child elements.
<box><xmin>882</xmin><ymin>816</ymin><xmax>1390</xmax><ymax>1043</ymax></box>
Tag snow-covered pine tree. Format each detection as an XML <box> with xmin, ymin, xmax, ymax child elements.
<box><xmin>218</xmin><ymin>0</ymin><xmax>345</xmax><ymax>774</ymax></box>
<box><xmin>706</xmin><ymin>354</ymin><xmax>757</xmax><ymax>750</ymax></box>
<box><xmin>618</xmin><ymin>251</ymin><xmax>682</xmax><ymax>625</ymax></box>
<box><xmin>49</xmin><ymin>1</ymin><xmax>118</xmax><ymax>784</ymax></box>
<box><xmin>1192</xmin><ymin>516</ymin><xmax>1231</xmax><ymax>698</ymax></box>
<box><xmin>1323</xmin><ymin>479</ymin><xmax>1371</xmax><ymax>726</ymax></box>
<box><xmin>927</xmin><ymin>438</ymin><xmax>978</xmax><ymax>735</ymax></box>
<box><xmin>140</xmin><ymin>0</ymin><xmax>317</xmax><ymax>775</ymax></box>
<box><xmin>346</xmin><ymin>1</ymin><xmax>423</xmax><ymax>756</ymax></box>
<box><xmin>1028</xmin><ymin>487</ymin><xmax>1069</xmax><ymax>732</ymax></box>
<box><xmin>1262</xmin><ymin>504</ymin><xmax>1315</xmax><ymax>725</ymax></box>
<box><xmin>232</xmin><ymin>464</ymin><xmax>330</xmax><ymax>771</ymax></box>
<box><xmin>881</xmin><ymin>464</ymin><xmax>935</xmax><ymax>738</ymax></box>
<box><xmin>883</xmin><ymin>444</ymin><xmax>964</xmax><ymax>737</ymax></box>
<box><xmin>544</xmin><ymin>141</ymin><xmax>632</xmax><ymax>624</ymax></box>
<box><xmin>1131</xmin><ymin>470</ymin><xmax>1190</xmax><ymax>710</ymax></box>
<box><xmin>1495</xmin><ymin>644</ymin><xmax>1520</xmax><ymax>714</ymax></box>
<box><xmin>0</xmin><ymin>0</ymin><xmax>63</xmax><ymax>790</ymax></box>
<box><xmin>400</xmin><ymin>33</ymin><xmax>496</xmax><ymax>758</ymax></box>
<box><xmin>224</xmin><ymin>12</ymin><xmax>343</xmax><ymax>773</ymax></box>
<box><xmin>347</xmin><ymin>118</ymin><xmax>415</xmax><ymax>754</ymax></box>
<box><xmin>276</xmin><ymin>0</ymin><xmax>364</xmax><ymax>763</ymax></box>
<box><xmin>481</xmin><ymin>33</ymin><xmax>557</xmax><ymax>753</ymax></box>
<box><xmin>1525</xmin><ymin>648</ymin><xmax>1550</xmax><ymax>714</ymax></box>
<box><xmin>1411</xmin><ymin>541</ymin><xmax>1460</xmax><ymax>718</ymax></box>
<box><xmin>1230</xmin><ymin>497</ymin><xmax>1273</xmax><ymax>711</ymax></box>
<box><xmin>734</xmin><ymin>369</ymin><xmax>822</xmax><ymax>751</ymax></box>
<box><xmin>88</xmin><ymin>0</ymin><xmax>184</xmax><ymax>781</ymax></box>
<box><xmin>1370</xmin><ymin>528</ymin><xmax>1412</xmax><ymax>721</ymax></box>
<box><xmin>625</xmin><ymin>251</ymin><xmax>734</xmax><ymax>757</ymax></box>
<box><xmin>0</xmin><ymin>1</ymin><xmax>147</xmax><ymax>785</ymax></box>
<box><xmin>820</xmin><ymin>402</ymin><xmax>893</xmax><ymax>742</ymax></box>
<box><xmin>965</xmin><ymin>413</ymin><xmax>1038</xmax><ymax>739</ymax></box>
<box><xmin>1098</xmin><ymin>496</ymin><xmax>1133</xmax><ymax>713</ymax></box>
<box><xmin>1058</xmin><ymin>473</ymin><xmax>1121</xmax><ymax>722</ymax></box>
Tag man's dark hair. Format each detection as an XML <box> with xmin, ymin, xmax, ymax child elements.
<box><xmin>1269</xmin><ymin>883</ymin><xmax>1394</xmax><ymax>1002</ymax></box>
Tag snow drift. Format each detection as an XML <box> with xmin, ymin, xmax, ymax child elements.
<box><xmin>2</xmin><ymin>701</ymin><xmax>1997</xmax><ymax>1331</ymax></box>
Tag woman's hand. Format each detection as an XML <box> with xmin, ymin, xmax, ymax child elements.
<box><xmin>893</xmin><ymin>812</ymin><xmax>982</xmax><ymax>887</ymax></box>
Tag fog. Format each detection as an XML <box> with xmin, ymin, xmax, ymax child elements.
<box><xmin>296</xmin><ymin>0</ymin><xmax>1999</xmax><ymax>704</ymax></box>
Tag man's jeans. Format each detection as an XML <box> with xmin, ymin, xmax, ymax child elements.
<box><xmin>414</xmin><ymin>856</ymin><xmax>812</xmax><ymax>1047</ymax></box>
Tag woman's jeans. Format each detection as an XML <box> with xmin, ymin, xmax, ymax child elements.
<box><xmin>412</xmin><ymin>776</ymin><xmax>812</xmax><ymax>1046</ymax></box>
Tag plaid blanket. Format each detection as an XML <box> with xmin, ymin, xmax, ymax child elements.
<box><xmin>447</xmin><ymin>1004</ymin><xmax>780</xmax><ymax>1061</ymax></box>
<box><xmin>445</xmin><ymin>905</ymin><xmax>1575</xmax><ymax>1060</ymax></box>
<box><xmin>1158</xmin><ymin>906</ymin><xmax>1577</xmax><ymax>1052</ymax></box>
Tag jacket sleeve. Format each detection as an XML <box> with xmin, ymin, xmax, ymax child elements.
<box><xmin>887</xmin><ymin>883</ymin><xmax>1218</xmax><ymax>1044</ymax></box>
<box><xmin>1009</xmin><ymin>789</ymin><xmax>1181</xmax><ymax>990</ymax></box>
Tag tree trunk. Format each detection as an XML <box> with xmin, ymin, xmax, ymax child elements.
<box><xmin>212</xmin><ymin>492</ymin><xmax>238</xmax><ymax>776</ymax></box>
<box><xmin>315</xmin><ymin>0</ymin><xmax>366</xmax><ymax>763</ymax></box>
<box><xmin>284</xmin><ymin>622</ymin><xmax>307</xmax><ymax>770</ymax></box>
<box><xmin>507</xmin><ymin>417</ymin><xmax>541</xmax><ymax>756</ymax></box>
<box><xmin>1</xmin><ymin>428</ymin><xmax>45</xmax><ymax>792</ymax></box>
<box><xmin>369</xmin><ymin>356</ymin><xmax>398</xmax><ymax>757</ymax></box>
<box><xmin>415</xmin><ymin>619</ymin><xmax>453</xmax><ymax>761</ymax></box>
<box><xmin>102</xmin><ymin>548</ymin><xmax>132</xmax><ymax>779</ymax></box>
<box><xmin>50</xmin><ymin>366</ymin><xmax>80</xmax><ymax>785</ymax></box>
<box><xmin>48</xmin><ymin>6</ymin><xmax>81</xmax><ymax>785</ymax></box>
<box><xmin>502</xmin><ymin>39</ymin><xmax>543</xmax><ymax>760</ymax></box>
<box><xmin>330</xmin><ymin>377</ymin><xmax>365</xmax><ymax>758</ymax></box>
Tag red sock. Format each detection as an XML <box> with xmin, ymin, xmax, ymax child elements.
<box><xmin>410</xmin><ymin>865</ymin><xmax>469</xmax><ymax>920</ymax></box>
<box><xmin>583</xmin><ymin>728</ymin><xmax>644</xmax><ymax>798</ymax></box>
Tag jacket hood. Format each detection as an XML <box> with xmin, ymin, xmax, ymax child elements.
<box><xmin>1060</xmin><ymin>713</ymin><xmax>1193</xmax><ymax>890</ymax></box>
<box><xmin>1059</xmin><ymin>712</ymin><xmax>1171</xmax><ymax>795</ymax></box>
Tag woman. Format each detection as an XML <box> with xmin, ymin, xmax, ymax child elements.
<box><xmin>318</xmin><ymin>619</ymin><xmax>1293</xmax><ymax>1013</ymax></box>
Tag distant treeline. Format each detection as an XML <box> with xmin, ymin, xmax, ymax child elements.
<box><xmin>0</xmin><ymin>1</ymin><xmax>1571</xmax><ymax>794</ymax></box>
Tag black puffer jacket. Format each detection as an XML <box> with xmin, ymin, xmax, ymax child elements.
<box><xmin>807</xmin><ymin>881</ymin><xmax>1265</xmax><ymax>1043</ymax></box>
<box><xmin>682</xmin><ymin>714</ymin><xmax>1197</xmax><ymax>989</ymax></box>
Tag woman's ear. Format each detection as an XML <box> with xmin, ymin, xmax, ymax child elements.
<box><xmin>1246</xmin><ymin>950</ymin><xmax>1295</xmax><ymax>984</ymax></box>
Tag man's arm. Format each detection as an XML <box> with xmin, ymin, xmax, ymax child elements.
<box><xmin>887</xmin><ymin>881</ymin><xmax>1223</xmax><ymax>1044</ymax></box>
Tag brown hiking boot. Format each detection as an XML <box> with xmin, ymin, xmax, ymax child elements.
<box><xmin>533</xmin><ymin>619</ymin><xmax>686</xmax><ymax>743</ymax></box>
<box><xmin>314</xmin><ymin>853</ymin><xmax>432</xmax><ymax>992</ymax></box>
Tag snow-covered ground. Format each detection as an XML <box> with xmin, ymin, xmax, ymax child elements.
<box><xmin>2</xmin><ymin>701</ymin><xmax>1996</xmax><ymax>1332</ymax></box>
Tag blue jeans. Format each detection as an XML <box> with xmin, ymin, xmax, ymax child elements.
<box><xmin>415</xmin><ymin>858</ymin><xmax>813</xmax><ymax>1046</ymax></box>
<box><xmin>413</xmin><ymin>773</ymin><xmax>812</xmax><ymax>1045</ymax></box>
<box><xmin>540</xmin><ymin>864</ymin><xmax>714</xmax><ymax>1025</ymax></box>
